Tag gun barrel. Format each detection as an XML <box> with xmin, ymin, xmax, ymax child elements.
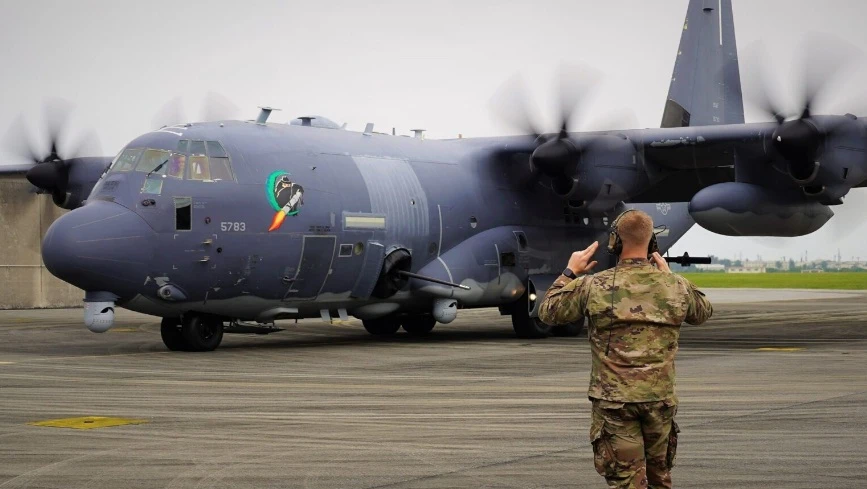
<box><xmin>664</xmin><ymin>255</ymin><xmax>712</xmax><ymax>265</ymax></box>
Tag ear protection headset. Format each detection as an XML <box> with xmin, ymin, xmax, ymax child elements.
<box><xmin>606</xmin><ymin>209</ymin><xmax>659</xmax><ymax>257</ymax></box>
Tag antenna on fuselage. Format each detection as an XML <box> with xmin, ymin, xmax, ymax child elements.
<box><xmin>256</xmin><ymin>106</ymin><xmax>281</xmax><ymax>124</ymax></box>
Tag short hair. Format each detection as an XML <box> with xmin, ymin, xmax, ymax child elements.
<box><xmin>617</xmin><ymin>210</ymin><xmax>654</xmax><ymax>247</ymax></box>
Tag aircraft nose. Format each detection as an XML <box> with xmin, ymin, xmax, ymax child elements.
<box><xmin>42</xmin><ymin>201</ymin><xmax>155</xmax><ymax>299</ymax></box>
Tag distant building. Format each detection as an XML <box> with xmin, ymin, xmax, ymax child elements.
<box><xmin>728</xmin><ymin>266</ymin><xmax>766</xmax><ymax>274</ymax></box>
<box><xmin>727</xmin><ymin>260</ymin><xmax>767</xmax><ymax>273</ymax></box>
<box><xmin>827</xmin><ymin>261</ymin><xmax>863</xmax><ymax>270</ymax></box>
<box><xmin>695</xmin><ymin>264</ymin><xmax>726</xmax><ymax>272</ymax></box>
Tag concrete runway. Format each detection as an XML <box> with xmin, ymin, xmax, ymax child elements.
<box><xmin>1</xmin><ymin>289</ymin><xmax>866</xmax><ymax>488</ymax></box>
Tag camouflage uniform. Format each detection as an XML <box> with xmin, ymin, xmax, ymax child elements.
<box><xmin>539</xmin><ymin>258</ymin><xmax>712</xmax><ymax>489</ymax></box>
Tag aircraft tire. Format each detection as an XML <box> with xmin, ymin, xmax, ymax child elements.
<box><xmin>362</xmin><ymin>317</ymin><xmax>401</xmax><ymax>336</ymax></box>
<box><xmin>401</xmin><ymin>315</ymin><xmax>436</xmax><ymax>336</ymax></box>
<box><xmin>550</xmin><ymin>320</ymin><xmax>585</xmax><ymax>337</ymax></box>
<box><xmin>181</xmin><ymin>315</ymin><xmax>224</xmax><ymax>352</ymax></box>
<box><xmin>160</xmin><ymin>318</ymin><xmax>188</xmax><ymax>351</ymax></box>
<box><xmin>510</xmin><ymin>292</ymin><xmax>552</xmax><ymax>339</ymax></box>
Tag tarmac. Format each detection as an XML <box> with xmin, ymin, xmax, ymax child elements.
<box><xmin>1</xmin><ymin>288</ymin><xmax>866</xmax><ymax>488</ymax></box>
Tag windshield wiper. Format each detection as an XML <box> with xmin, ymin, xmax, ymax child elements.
<box><xmin>146</xmin><ymin>159</ymin><xmax>169</xmax><ymax>178</ymax></box>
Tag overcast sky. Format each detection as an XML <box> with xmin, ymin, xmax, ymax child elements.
<box><xmin>1</xmin><ymin>0</ymin><xmax>866</xmax><ymax>261</ymax></box>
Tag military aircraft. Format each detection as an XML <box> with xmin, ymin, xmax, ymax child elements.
<box><xmin>2</xmin><ymin>0</ymin><xmax>866</xmax><ymax>351</ymax></box>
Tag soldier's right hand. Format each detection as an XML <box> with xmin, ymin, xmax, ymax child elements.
<box><xmin>567</xmin><ymin>241</ymin><xmax>599</xmax><ymax>275</ymax></box>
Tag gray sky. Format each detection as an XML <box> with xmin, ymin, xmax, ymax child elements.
<box><xmin>1</xmin><ymin>0</ymin><xmax>866</xmax><ymax>261</ymax></box>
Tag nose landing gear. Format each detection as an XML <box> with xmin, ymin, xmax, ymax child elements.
<box><xmin>160</xmin><ymin>314</ymin><xmax>224</xmax><ymax>352</ymax></box>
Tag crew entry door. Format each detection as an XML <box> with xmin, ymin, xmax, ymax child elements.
<box><xmin>283</xmin><ymin>235</ymin><xmax>336</xmax><ymax>300</ymax></box>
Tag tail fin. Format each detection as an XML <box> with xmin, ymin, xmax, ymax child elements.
<box><xmin>661</xmin><ymin>0</ymin><xmax>744</xmax><ymax>128</ymax></box>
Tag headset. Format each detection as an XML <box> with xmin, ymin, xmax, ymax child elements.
<box><xmin>606</xmin><ymin>209</ymin><xmax>660</xmax><ymax>258</ymax></box>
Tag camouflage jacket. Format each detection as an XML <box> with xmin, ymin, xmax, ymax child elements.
<box><xmin>538</xmin><ymin>258</ymin><xmax>713</xmax><ymax>403</ymax></box>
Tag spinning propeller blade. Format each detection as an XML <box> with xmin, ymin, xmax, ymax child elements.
<box><xmin>2</xmin><ymin>99</ymin><xmax>101</xmax><ymax>206</ymax></box>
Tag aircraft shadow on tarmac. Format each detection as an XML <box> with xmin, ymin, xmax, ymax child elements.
<box><xmin>216</xmin><ymin>326</ymin><xmax>540</xmax><ymax>352</ymax></box>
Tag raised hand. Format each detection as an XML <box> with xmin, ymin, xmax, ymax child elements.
<box><xmin>650</xmin><ymin>252</ymin><xmax>672</xmax><ymax>273</ymax></box>
<box><xmin>567</xmin><ymin>241</ymin><xmax>599</xmax><ymax>275</ymax></box>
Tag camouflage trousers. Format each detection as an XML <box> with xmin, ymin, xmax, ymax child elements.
<box><xmin>590</xmin><ymin>398</ymin><xmax>679</xmax><ymax>489</ymax></box>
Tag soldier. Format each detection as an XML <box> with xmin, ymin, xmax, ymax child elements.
<box><xmin>538</xmin><ymin>209</ymin><xmax>712</xmax><ymax>489</ymax></box>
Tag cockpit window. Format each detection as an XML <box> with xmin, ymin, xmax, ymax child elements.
<box><xmin>206</xmin><ymin>141</ymin><xmax>227</xmax><ymax>157</ymax></box>
<box><xmin>189</xmin><ymin>155</ymin><xmax>211</xmax><ymax>180</ymax></box>
<box><xmin>135</xmin><ymin>149</ymin><xmax>172</xmax><ymax>174</ymax></box>
<box><xmin>113</xmin><ymin>140</ymin><xmax>232</xmax><ymax>182</ymax></box>
<box><xmin>166</xmin><ymin>153</ymin><xmax>186</xmax><ymax>179</ymax></box>
<box><xmin>209</xmin><ymin>157</ymin><xmax>233</xmax><ymax>181</ymax></box>
<box><xmin>184</xmin><ymin>140</ymin><xmax>234</xmax><ymax>182</ymax></box>
<box><xmin>113</xmin><ymin>148</ymin><xmax>142</xmax><ymax>172</ymax></box>
<box><xmin>189</xmin><ymin>140</ymin><xmax>207</xmax><ymax>156</ymax></box>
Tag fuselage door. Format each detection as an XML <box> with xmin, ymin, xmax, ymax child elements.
<box><xmin>283</xmin><ymin>235</ymin><xmax>336</xmax><ymax>301</ymax></box>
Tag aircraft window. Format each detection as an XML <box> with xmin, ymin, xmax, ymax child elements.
<box><xmin>135</xmin><ymin>149</ymin><xmax>172</xmax><ymax>174</ymax></box>
<box><xmin>176</xmin><ymin>139</ymin><xmax>189</xmax><ymax>154</ymax></box>
<box><xmin>189</xmin><ymin>140</ymin><xmax>206</xmax><ymax>156</ymax></box>
<box><xmin>113</xmin><ymin>148</ymin><xmax>142</xmax><ymax>172</ymax></box>
<box><xmin>206</xmin><ymin>141</ymin><xmax>227</xmax><ymax>158</ymax></box>
<box><xmin>514</xmin><ymin>231</ymin><xmax>528</xmax><ymax>250</ymax></box>
<box><xmin>189</xmin><ymin>156</ymin><xmax>211</xmax><ymax>180</ymax></box>
<box><xmin>174</xmin><ymin>197</ymin><xmax>192</xmax><ymax>231</ymax></box>
<box><xmin>166</xmin><ymin>153</ymin><xmax>186</xmax><ymax>179</ymax></box>
<box><xmin>209</xmin><ymin>157</ymin><xmax>233</xmax><ymax>181</ymax></box>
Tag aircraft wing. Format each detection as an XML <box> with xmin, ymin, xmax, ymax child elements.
<box><xmin>635</xmin><ymin>124</ymin><xmax>768</xmax><ymax>171</ymax></box>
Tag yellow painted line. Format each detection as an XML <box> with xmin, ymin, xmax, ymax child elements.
<box><xmin>756</xmin><ymin>347</ymin><xmax>805</xmax><ymax>352</ymax></box>
<box><xmin>108</xmin><ymin>328</ymin><xmax>139</xmax><ymax>333</ymax></box>
<box><xmin>29</xmin><ymin>416</ymin><xmax>148</xmax><ymax>430</ymax></box>
<box><xmin>0</xmin><ymin>361</ymin><xmax>14</xmax><ymax>365</ymax></box>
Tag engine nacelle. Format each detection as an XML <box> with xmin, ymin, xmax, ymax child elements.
<box><xmin>770</xmin><ymin>115</ymin><xmax>867</xmax><ymax>203</ymax></box>
<box><xmin>572</xmin><ymin>135</ymin><xmax>643</xmax><ymax>208</ymax></box>
<box><xmin>688</xmin><ymin>182</ymin><xmax>833</xmax><ymax>237</ymax></box>
<box><xmin>27</xmin><ymin>157</ymin><xmax>112</xmax><ymax>210</ymax></box>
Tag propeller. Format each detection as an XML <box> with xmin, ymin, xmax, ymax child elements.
<box><xmin>3</xmin><ymin>100</ymin><xmax>101</xmax><ymax>207</ymax></box>
<box><xmin>490</xmin><ymin>65</ymin><xmax>630</xmax><ymax>197</ymax></box>
<box><xmin>742</xmin><ymin>34</ymin><xmax>867</xmax><ymax>240</ymax></box>
<box><xmin>152</xmin><ymin>92</ymin><xmax>241</xmax><ymax>129</ymax></box>
<box><xmin>742</xmin><ymin>35</ymin><xmax>863</xmax><ymax>185</ymax></box>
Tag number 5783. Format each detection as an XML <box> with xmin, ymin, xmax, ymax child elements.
<box><xmin>220</xmin><ymin>222</ymin><xmax>246</xmax><ymax>232</ymax></box>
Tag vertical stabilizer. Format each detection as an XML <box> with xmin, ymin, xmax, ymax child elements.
<box><xmin>661</xmin><ymin>0</ymin><xmax>743</xmax><ymax>128</ymax></box>
<box><xmin>637</xmin><ymin>0</ymin><xmax>745</xmax><ymax>256</ymax></box>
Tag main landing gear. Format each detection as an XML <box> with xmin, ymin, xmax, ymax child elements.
<box><xmin>362</xmin><ymin>314</ymin><xmax>437</xmax><ymax>337</ymax></box>
<box><xmin>510</xmin><ymin>291</ymin><xmax>584</xmax><ymax>339</ymax></box>
<box><xmin>161</xmin><ymin>314</ymin><xmax>224</xmax><ymax>352</ymax></box>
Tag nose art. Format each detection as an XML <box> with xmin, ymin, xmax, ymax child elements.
<box><xmin>42</xmin><ymin>202</ymin><xmax>155</xmax><ymax>297</ymax></box>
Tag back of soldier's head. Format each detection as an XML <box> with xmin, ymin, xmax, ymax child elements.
<box><xmin>617</xmin><ymin>210</ymin><xmax>654</xmax><ymax>248</ymax></box>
